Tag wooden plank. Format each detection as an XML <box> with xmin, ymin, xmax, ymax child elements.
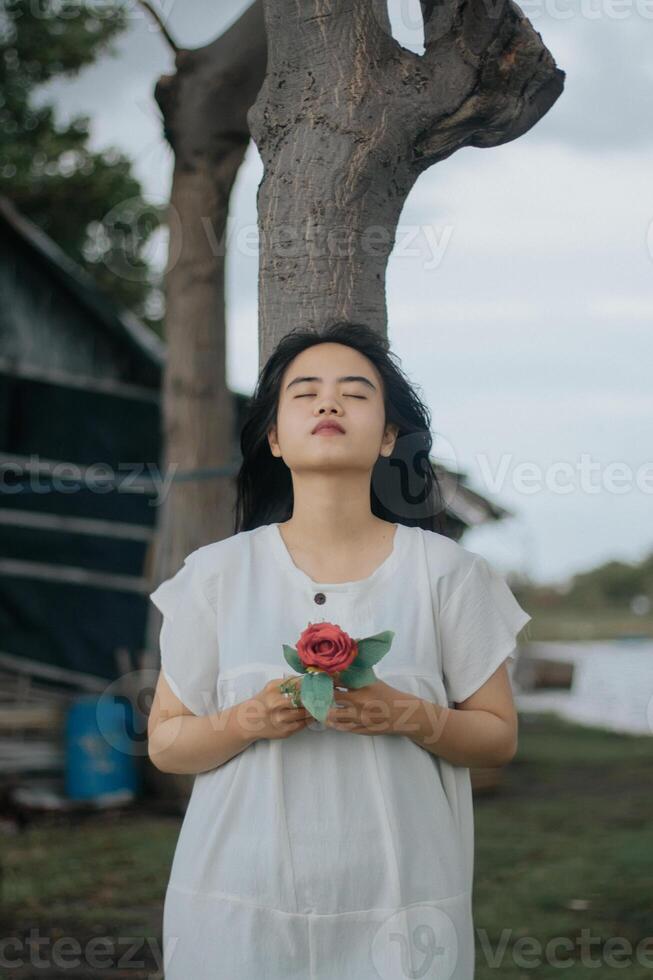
<box><xmin>0</xmin><ymin>703</ymin><xmax>64</xmax><ymax>731</ymax></box>
<box><xmin>0</xmin><ymin>451</ymin><xmax>241</xmax><ymax>486</ymax></box>
<box><xmin>0</xmin><ymin>651</ymin><xmax>108</xmax><ymax>690</ymax></box>
<box><xmin>0</xmin><ymin>739</ymin><xmax>64</xmax><ymax>773</ymax></box>
<box><xmin>0</xmin><ymin>508</ymin><xmax>153</xmax><ymax>541</ymax></box>
<box><xmin>0</xmin><ymin>355</ymin><xmax>160</xmax><ymax>402</ymax></box>
<box><xmin>0</xmin><ymin>557</ymin><xmax>150</xmax><ymax>592</ymax></box>
<box><xmin>0</xmin><ymin>674</ymin><xmax>78</xmax><ymax>703</ymax></box>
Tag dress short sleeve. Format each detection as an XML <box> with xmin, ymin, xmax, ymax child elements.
<box><xmin>149</xmin><ymin>554</ymin><xmax>220</xmax><ymax>716</ymax></box>
<box><xmin>438</xmin><ymin>554</ymin><xmax>531</xmax><ymax>704</ymax></box>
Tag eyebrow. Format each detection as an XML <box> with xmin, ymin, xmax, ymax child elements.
<box><xmin>285</xmin><ymin>375</ymin><xmax>377</xmax><ymax>392</ymax></box>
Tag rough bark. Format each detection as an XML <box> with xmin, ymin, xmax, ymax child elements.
<box><xmin>149</xmin><ymin>3</ymin><xmax>266</xmax><ymax>577</ymax></box>
<box><xmin>248</xmin><ymin>0</ymin><xmax>565</xmax><ymax>364</ymax></box>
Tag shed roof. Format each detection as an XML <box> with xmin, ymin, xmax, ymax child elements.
<box><xmin>0</xmin><ymin>195</ymin><xmax>164</xmax><ymax>381</ymax></box>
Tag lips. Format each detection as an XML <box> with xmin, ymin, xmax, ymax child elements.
<box><xmin>312</xmin><ymin>421</ymin><xmax>345</xmax><ymax>434</ymax></box>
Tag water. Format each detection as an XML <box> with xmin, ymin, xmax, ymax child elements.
<box><xmin>512</xmin><ymin>639</ymin><xmax>653</xmax><ymax>736</ymax></box>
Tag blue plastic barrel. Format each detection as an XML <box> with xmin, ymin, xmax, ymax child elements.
<box><xmin>65</xmin><ymin>694</ymin><xmax>139</xmax><ymax>802</ymax></box>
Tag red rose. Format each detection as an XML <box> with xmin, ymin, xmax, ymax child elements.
<box><xmin>296</xmin><ymin>621</ymin><xmax>358</xmax><ymax>676</ymax></box>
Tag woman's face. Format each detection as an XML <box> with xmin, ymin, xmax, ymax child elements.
<box><xmin>268</xmin><ymin>342</ymin><xmax>397</xmax><ymax>473</ymax></box>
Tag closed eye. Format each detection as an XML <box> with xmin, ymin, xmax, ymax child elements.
<box><xmin>294</xmin><ymin>394</ymin><xmax>366</xmax><ymax>399</ymax></box>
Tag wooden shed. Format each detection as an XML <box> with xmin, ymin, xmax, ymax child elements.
<box><xmin>0</xmin><ymin>196</ymin><xmax>236</xmax><ymax>693</ymax></box>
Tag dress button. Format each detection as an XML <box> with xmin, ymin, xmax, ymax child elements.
<box><xmin>314</xmin><ymin>592</ymin><xmax>326</xmax><ymax>604</ymax></box>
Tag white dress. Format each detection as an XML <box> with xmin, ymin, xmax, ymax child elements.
<box><xmin>149</xmin><ymin>522</ymin><xmax>531</xmax><ymax>980</ymax></box>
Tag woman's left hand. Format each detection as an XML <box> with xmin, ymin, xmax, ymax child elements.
<box><xmin>325</xmin><ymin>678</ymin><xmax>406</xmax><ymax>735</ymax></box>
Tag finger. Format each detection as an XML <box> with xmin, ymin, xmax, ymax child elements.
<box><xmin>273</xmin><ymin>677</ymin><xmax>301</xmax><ymax>694</ymax></box>
<box><xmin>276</xmin><ymin>711</ymin><xmax>307</xmax><ymax>730</ymax></box>
<box><xmin>290</xmin><ymin>706</ymin><xmax>311</xmax><ymax>720</ymax></box>
<box><xmin>270</xmin><ymin>677</ymin><xmax>291</xmax><ymax>691</ymax></box>
<box><xmin>328</xmin><ymin>718</ymin><xmax>358</xmax><ymax>732</ymax></box>
<box><xmin>290</xmin><ymin>710</ymin><xmax>312</xmax><ymax>727</ymax></box>
<box><xmin>278</xmin><ymin>698</ymin><xmax>303</xmax><ymax>714</ymax></box>
<box><xmin>283</xmin><ymin>703</ymin><xmax>310</xmax><ymax>723</ymax></box>
<box><xmin>327</xmin><ymin>706</ymin><xmax>349</xmax><ymax>723</ymax></box>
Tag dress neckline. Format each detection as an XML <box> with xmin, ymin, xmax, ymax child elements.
<box><xmin>267</xmin><ymin>521</ymin><xmax>407</xmax><ymax>594</ymax></box>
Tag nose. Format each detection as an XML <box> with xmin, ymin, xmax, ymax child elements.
<box><xmin>314</xmin><ymin>398</ymin><xmax>343</xmax><ymax>416</ymax></box>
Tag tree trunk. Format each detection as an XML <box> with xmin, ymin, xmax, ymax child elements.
<box><xmin>142</xmin><ymin>5</ymin><xmax>267</xmax><ymax>801</ymax></box>
<box><xmin>148</xmin><ymin>2</ymin><xmax>266</xmax><ymax>587</ymax></box>
<box><xmin>248</xmin><ymin>0</ymin><xmax>564</xmax><ymax>365</ymax></box>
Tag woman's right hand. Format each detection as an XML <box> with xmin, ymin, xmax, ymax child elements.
<box><xmin>248</xmin><ymin>677</ymin><xmax>314</xmax><ymax>741</ymax></box>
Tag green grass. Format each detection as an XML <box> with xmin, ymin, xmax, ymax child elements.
<box><xmin>1</xmin><ymin>714</ymin><xmax>651</xmax><ymax>977</ymax></box>
<box><xmin>0</xmin><ymin>809</ymin><xmax>179</xmax><ymax>975</ymax></box>
<box><xmin>473</xmin><ymin>713</ymin><xmax>653</xmax><ymax>978</ymax></box>
<box><xmin>524</xmin><ymin>608</ymin><xmax>653</xmax><ymax>642</ymax></box>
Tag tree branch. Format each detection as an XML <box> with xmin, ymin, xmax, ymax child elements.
<box><xmin>137</xmin><ymin>0</ymin><xmax>180</xmax><ymax>55</ymax></box>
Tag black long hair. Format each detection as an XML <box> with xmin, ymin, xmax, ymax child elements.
<box><xmin>233</xmin><ymin>321</ymin><xmax>447</xmax><ymax>534</ymax></box>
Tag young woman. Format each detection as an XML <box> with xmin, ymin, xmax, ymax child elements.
<box><xmin>147</xmin><ymin>321</ymin><xmax>531</xmax><ymax>980</ymax></box>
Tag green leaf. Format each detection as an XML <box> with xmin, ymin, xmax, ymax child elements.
<box><xmin>352</xmin><ymin>630</ymin><xmax>395</xmax><ymax>668</ymax></box>
<box><xmin>301</xmin><ymin>672</ymin><xmax>335</xmax><ymax>723</ymax></box>
<box><xmin>282</xmin><ymin>645</ymin><xmax>305</xmax><ymax>673</ymax></box>
<box><xmin>338</xmin><ymin>665</ymin><xmax>378</xmax><ymax>688</ymax></box>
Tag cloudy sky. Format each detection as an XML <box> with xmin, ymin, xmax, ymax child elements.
<box><xmin>41</xmin><ymin>1</ymin><xmax>653</xmax><ymax>585</ymax></box>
